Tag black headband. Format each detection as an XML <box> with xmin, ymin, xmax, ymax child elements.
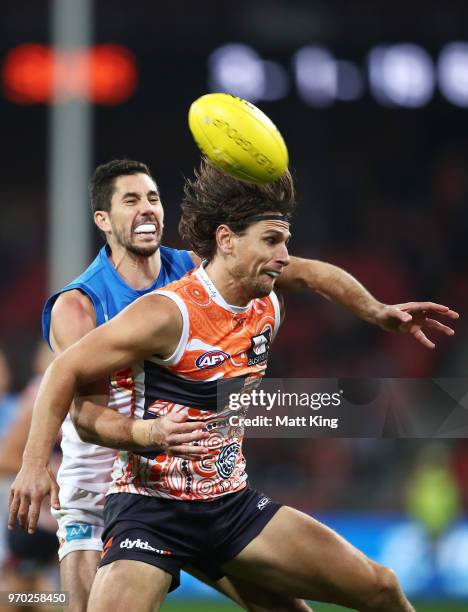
<box><xmin>239</xmin><ymin>213</ymin><xmax>291</xmax><ymax>225</ymax></box>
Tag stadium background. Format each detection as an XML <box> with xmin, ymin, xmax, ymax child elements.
<box><xmin>1</xmin><ymin>1</ymin><xmax>468</xmax><ymax>610</ymax></box>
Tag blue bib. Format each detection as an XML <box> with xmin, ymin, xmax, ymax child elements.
<box><xmin>42</xmin><ymin>244</ymin><xmax>195</xmax><ymax>347</ymax></box>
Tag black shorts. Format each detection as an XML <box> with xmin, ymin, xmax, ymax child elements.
<box><xmin>6</xmin><ymin>526</ymin><xmax>58</xmax><ymax>576</ymax></box>
<box><xmin>99</xmin><ymin>487</ymin><xmax>281</xmax><ymax>591</ymax></box>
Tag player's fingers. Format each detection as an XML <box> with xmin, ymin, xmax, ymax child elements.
<box><xmin>16</xmin><ymin>495</ymin><xmax>32</xmax><ymax>531</ymax></box>
<box><xmin>27</xmin><ymin>498</ymin><xmax>42</xmax><ymax>534</ymax></box>
<box><xmin>170</xmin><ymin>430</ymin><xmax>209</xmax><ymax>445</ymax></box>
<box><xmin>173</xmin><ymin>420</ymin><xmax>207</xmax><ymax>434</ymax></box>
<box><xmin>50</xmin><ymin>483</ymin><xmax>61</xmax><ymax>510</ymax></box>
<box><xmin>442</xmin><ymin>308</ymin><xmax>460</xmax><ymax>319</ymax></box>
<box><xmin>167</xmin><ymin>412</ymin><xmax>189</xmax><ymax>423</ymax></box>
<box><xmin>168</xmin><ymin>445</ymin><xmax>207</xmax><ymax>460</ymax></box>
<box><xmin>425</xmin><ymin>318</ymin><xmax>455</xmax><ymax>336</ymax></box>
<box><xmin>398</xmin><ymin>302</ymin><xmax>438</xmax><ymax>313</ymax></box>
<box><xmin>7</xmin><ymin>492</ymin><xmax>20</xmax><ymax>530</ymax></box>
<box><xmin>413</xmin><ymin>329</ymin><xmax>435</xmax><ymax>349</ymax></box>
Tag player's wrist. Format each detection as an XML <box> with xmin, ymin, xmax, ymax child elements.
<box><xmin>21</xmin><ymin>453</ymin><xmax>49</xmax><ymax>468</ymax></box>
<box><xmin>362</xmin><ymin>300</ymin><xmax>386</xmax><ymax>325</ymax></box>
<box><xmin>131</xmin><ymin>419</ymin><xmax>152</xmax><ymax>447</ymax></box>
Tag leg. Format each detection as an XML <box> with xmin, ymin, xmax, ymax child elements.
<box><xmin>188</xmin><ymin>565</ymin><xmax>312</xmax><ymax>612</ymax></box>
<box><xmin>60</xmin><ymin>550</ymin><xmax>101</xmax><ymax>612</ymax></box>
<box><xmin>52</xmin><ymin>485</ymin><xmax>106</xmax><ymax>611</ymax></box>
<box><xmin>224</xmin><ymin>506</ymin><xmax>414</xmax><ymax>612</ymax></box>
<box><xmin>87</xmin><ymin>560</ymin><xmax>171</xmax><ymax>612</ymax></box>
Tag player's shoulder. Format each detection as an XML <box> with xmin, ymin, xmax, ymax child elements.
<box><xmin>68</xmin><ymin>246</ymin><xmax>107</xmax><ymax>282</ymax></box>
<box><xmin>125</xmin><ymin>290</ymin><xmax>184</xmax><ymax>335</ymax></box>
<box><xmin>160</xmin><ymin>245</ymin><xmax>195</xmax><ymax>270</ymax></box>
<box><xmin>49</xmin><ymin>289</ymin><xmax>97</xmax><ymax>351</ymax></box>
<box><xmin>51</xmin><ymin>289</ymin><xmax>96</xmax><ymax>325</ymax></box>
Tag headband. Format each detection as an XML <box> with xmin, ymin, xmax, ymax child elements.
<box><xmin>237</xmin><ymin>213</ymin><xmax>291</xmax><ymax>225</ymax></box>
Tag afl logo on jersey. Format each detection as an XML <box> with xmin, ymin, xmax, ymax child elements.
<box><xmin>196</xmin><ymin>350</ymin><xmax>230</xmax><ymax>370</ymax></box>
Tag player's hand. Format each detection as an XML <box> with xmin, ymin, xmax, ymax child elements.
<box><xmin>375</xmin><ymin>302</ymin><xmax>459</xmax><ymax>349</ymax></box>
<box><xmin>8</xmin><ymin>463</ymin><xmax>60</xmax><ymax>534</ymax></box>
<box><xmin>134</xmin><ymin>412</ymin><xmax>210</xmax><ymax>460</ymax></box>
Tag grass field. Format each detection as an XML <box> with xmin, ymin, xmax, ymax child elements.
<box><xmin>161</xmin><ymin>601</ymin><xmax>467</xmax><ymax>612</ymax></box>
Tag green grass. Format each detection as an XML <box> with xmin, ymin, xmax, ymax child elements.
<box><xmin>161</xmin><ymin>601</ymin><xmax>468</xmax><ymax>612</ymax></box>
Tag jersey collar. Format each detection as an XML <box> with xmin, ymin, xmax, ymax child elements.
<box><xmin>196</xmin><ymin>264</ymin><xmax>252</xmax><ymax>314</ymax></box>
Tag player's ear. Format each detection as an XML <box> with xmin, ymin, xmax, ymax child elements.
<box><xmin>215</xmin><ymin>224</ymin><xmax>235</xmax><ymax>255</ymax></box>
<box><xmin>94</xmin><ymin>210</ymin><xmax>111</xmax><ymax>233</ymax></box>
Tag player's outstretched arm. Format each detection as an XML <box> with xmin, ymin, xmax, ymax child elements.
<box><xmin>277</xmin><ymin>257</ymin><xmax>390</xmax><ymax>320</ymax></box>
<box><xmin>276</xmin><ymin>257</ymin><xmax>459</xmax><ymax>347</ymax></box>
<box><xmin>8</xmin><ymin>293</ymin><xmax>181</xmax><ymax>534</ymax></box>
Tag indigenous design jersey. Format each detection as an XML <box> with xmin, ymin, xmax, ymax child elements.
<box><xmin>41</xmin><ymin>244</ymin><xmax>195</xmax><ymax>494</ymax></box>
<box><xmin>109</xmin><ymin>265</ymin><xmax>281</xmax><ymax>501</ymax></box>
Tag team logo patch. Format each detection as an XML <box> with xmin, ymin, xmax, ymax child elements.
<box><xmin>195</xmin><ymin>350</ymin><xmax>230</xmax><ymax>370</ymax></box>
<box><xmin>65</xmin><ymin>523</ymin><xmax>93</xmax><ymax>542</ymax></box>
<box><xmin>216</xmin><ymin>442</ymin><xmax>240</xmax><ymax>479</ymax></box>
<box><xmin>247</xmin><ymin>329</ymin><xmax>271</xmax><ymax>366</ymax></box>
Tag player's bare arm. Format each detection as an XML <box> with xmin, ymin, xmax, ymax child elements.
<box><xmin>276</xmin><ymin>256</ymin><xmax>459</xmax><ymax>347</ymax></box>
<box><xmin>9</xmin><ymin>294</ymin><xmax>207</xmax><ymax>533</ymax></box>
<box><xmin>73</xmin><ymin>392</ymin><xmax>209</xmax><ymax>461</ymax></box>
<box><xmin>52</xmin><ymin>289</ymin><xmax>205</xmax><ymax>459</ymax></box>
<box><xmin>7</xmin><ymin>290</ymin><xmax>100</xmax><ymax>533</ymax></box>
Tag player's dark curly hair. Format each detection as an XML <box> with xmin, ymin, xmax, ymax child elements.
<box><xmin>89</xmin><ymin>159</ymin><xmax>156</xmax><ymax>213</ymax></box>
<box><xmin>179</xmin><ymin>160</ymin><xmax>296</xmax><ymax>260</ymax></box>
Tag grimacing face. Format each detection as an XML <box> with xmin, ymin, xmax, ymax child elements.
<box><xmin>97</xmin><ymin>173</ymin><xmax>164</xmax><ymax>257</ymax></box>
<box><xmin>230</xmin><ymin>218</ymin><xmax>291</xmax><ymax>299</ymax></box>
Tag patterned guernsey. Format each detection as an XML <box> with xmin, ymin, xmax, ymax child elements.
<box><xmin>109</xmin><ymin>265</ymin><xmax>281</xmax><ymax>501</ymax></box>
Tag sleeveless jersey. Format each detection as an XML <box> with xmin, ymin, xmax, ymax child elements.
<box><xmin>108</xmin><ymin>265</ymin><xmax>281</xmax><ymax>501</ymax></box>
<box><xmin>42</xmin><ymin>244</ymin><xmax>194</xmax><ymax>493</ymax></box>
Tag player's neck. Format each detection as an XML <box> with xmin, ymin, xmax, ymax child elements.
<box><xmin>108</xmin><ymin>243</ymin><xmax>161</xmax><ymax>290</ymax></box>
<box><xmin>204</xmin><ymin>260</ymin><xmax>252</xmax><ymax>307</ymax></box>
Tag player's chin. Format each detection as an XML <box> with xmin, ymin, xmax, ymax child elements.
<box><xmin>128</xmin><ymin>240</ymin><xmax>161</xmax><ymax>257</ymax></box>
<box><xmin>254</xmin><ymin>279</ymin><xmax>274</xmax><ymax>298</ymax></box>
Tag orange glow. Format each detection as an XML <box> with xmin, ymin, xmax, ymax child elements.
<box><xmin>90</xmin><ymin>45</ymin><xmax>137</xmax><ymax>104</ymax></box>
<box><xmin>3</xmin><ymin>44</ymin><xmax>53</xmax><ymax>104</ymax></box>
<box><xmin>2</xmin><ymin>43</ymin><xmax>138</xmax><ymax>105</ymax></box>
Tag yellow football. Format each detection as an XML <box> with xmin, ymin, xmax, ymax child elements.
<box><xmin>188</xmin><ymin>93</ymin><xmax>288</xmax><ymax>183</ymax></box>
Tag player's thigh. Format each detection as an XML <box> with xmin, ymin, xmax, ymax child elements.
<box><xmin>87</xmin><ymin>560</ymin><xmax>171</xmax><ymax>612</ymax></box>
<box><xmin>60</xmin><ymin>550</ymin><xmax>101</xmax><ymax>612</ymax></box>
<box><xmin>187</xmin><ymin>565</ymin><xmax>312</xmax><ymax>611</ymax></box>
<box><xmin>223</xmin><ymin>505</ymin><xmax>384</xmax><ymax>605</ymax></box>
<box><xmin>218</xmin><ymin>575</ymin><xmax>312</xmax><ymax>611</ymax></box>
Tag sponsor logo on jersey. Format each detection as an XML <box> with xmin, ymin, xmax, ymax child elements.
<box><xmin>247</xmin><ymin>329</ymin><xmax>271</xmax><ymax>366</ymax></box>
<box><xmin>119</xmin><ymin>538</ymin><xmax>172</xmax><ymax>555</ymax></box>
<box><xmin>195</xmin><ymin>350</ymin><xmax>230</xmax><ymax>370</ymax></box>
<box><xmin>257</xmin><ymin>496</ymin><xmax>271</xmax><ymax>511</ymax></box>
<box><xmin>65</xmin><ymin>523</ymin><xmax>93</xmax><ymax>542</ymax></box>
<box><xmin>216</xmin><ymin>442</ymin><xmax>241</xmax><ymax>479</ymax></box>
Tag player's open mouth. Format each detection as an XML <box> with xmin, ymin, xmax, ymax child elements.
<box><xmin>134</xmin><ymin>223</ymin><xmax>157</xmax><ymax>238</ymax></box>
<box><xmin>264</xmin><ymin>270</ymin><xmax>281</xmax><ymax>279</ymax></box>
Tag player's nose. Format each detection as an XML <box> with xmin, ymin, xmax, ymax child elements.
<box><xmin>275</xmin><ymin>243</ymin><xmax>290</xmax><ymax>267</ymax></box>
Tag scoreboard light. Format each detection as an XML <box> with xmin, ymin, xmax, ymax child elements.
<box><xmin>3</xmin><ymin>43</ymin><xmax>137</xmax><ymax>105</ymax></box>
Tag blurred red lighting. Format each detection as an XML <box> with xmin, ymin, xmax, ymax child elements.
<box><xmin>89</xmin><ymin>45</ymin><xmax>137</xmax><ymax>104</ymax></box>
<box><xmin>2</xmin><ymin>43</ymin><xmax>138</xmax><ymax>105</ymax></box>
